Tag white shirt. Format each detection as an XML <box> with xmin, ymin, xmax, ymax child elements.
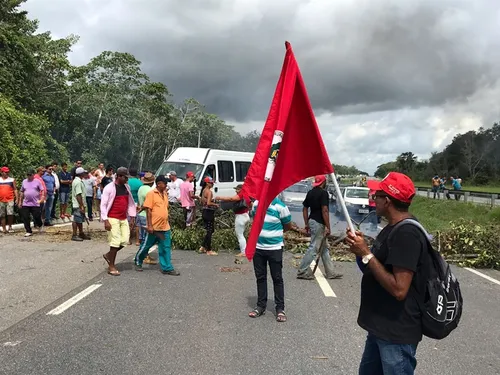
<box><xmin>167</xmin><ymin>178</ymin><xmax>183</xmax><ymax>202</ymax></box>
<box><xmin>52</xmin><ymin>171</ymin><xmax>60</xmax><ymax>190</ymax></box>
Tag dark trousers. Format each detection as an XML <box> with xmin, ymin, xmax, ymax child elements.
<box><xmin>253</xmin><ymin>248</ymin><xmax>285</xmax><ymax>312</ymax></box>
<box><xmin>86</xmin><ymin>196</ymin><xmax>93</xmax><ymax>219</ymax></box>
<box><xmin>359</xmin><ymin>333</ymin><xmax>418</xmax><ymax>375</ymax></box>
<box><xmin>51</xmin><ymin>191</ymin><xmax>59</xmax><ymax>219</ymax></box>
<box><xmin>21</xmin><ymin>206</ymin><xmax>43</xmax><ymax>233</ymax></box>
<box><xmin>202</xmin><ymin>209</ymin><xmax>215</xmax><ymax>250</ymax></box>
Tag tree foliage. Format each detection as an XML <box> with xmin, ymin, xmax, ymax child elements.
<box><xmin>0</xmin><ymin>1</ymin><xmax>261</xmax><ymax>173</ymax></box>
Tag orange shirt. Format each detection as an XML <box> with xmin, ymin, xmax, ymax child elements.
<box><xmin>143</xmin><ymin>188</ymin><xmax>170</xmax><ymax>231</ymax></box>
<box><xmin>0</xmin><ymin>177</ymin><xmax>15</xmax><ymax>202</ymax></box>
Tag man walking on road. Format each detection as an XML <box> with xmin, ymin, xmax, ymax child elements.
<box><xmin>134</xmin><ymin>175</ymin><xmax>179</xmax><ymax>275</ymax></box>
<box><xmin>297</xmin><ymin>175</ymin><xmax>342</xmax><ymax>280</ymax></box>
<box><xmin>101</xmin><ymin>167</ymin><xmax>136</xmax><ymax>276</ymax></box>
<box><xmin>0</xmin><ymin>166</ymin><xmax>18</xmax><ymax>234</ymax></box>
<box><xmin>248</xmin><ymin>197</ymin><xmax>291</xmax><ymax>323</ymax></box>
<box><xmin>345</xmin><ymin>172</ymin><xmax>427</xmax><ymax>375</ymax></box>
<box><xmin>41</xmin><ymin>164</ymin><xmax>56</xmax><ymax>226</ymax></box>
<box><xmin>71</xmin><ymin>167</ymin><xmax>91</xmax><ymax>242</ymax></box>
<box><xmin>167</xmin><ymin>170</ymin><xmax>183</xmax><ymax>204</ymax></box>
<box><xmin>136</xmin><ymin>172</ymin><xmax>157</xmax><ymax>265</ymax></box>
<box><xmin>50</xmin><ymin>162</ymin><xmax>60</xmax><ymax>222</ymax></box>
<box><xmin>179</xmin><ymin>171</ymin><xmax>197</xmax><ymax>228</ymax></box>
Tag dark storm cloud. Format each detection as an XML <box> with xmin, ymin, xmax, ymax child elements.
<box><xmin>23</xmin><ymin>0</ymin><xmax>500</xmax><ymax>122</ymax></box>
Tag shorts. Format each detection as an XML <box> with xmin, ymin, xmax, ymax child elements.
<box><xmin>108</xmin><ymin>218</ymin><xmax>130</xmax><ymax>248</ymax></box>
<box><xmin>432</xmin><ymin>186</ymin><xmax>439</xmax><ymax>193</ymax></box>
<box><xmin>0</xmin><ymin>201</ymin><xmax>15</xmax><ymax>217</ymax></box>
<box><xmin>59</xmin><ymin>192</ymin><xmax>70</xmax><ymax>204</ymax></box>
<box><xmin>72</xmin><ymin>208</ymin><xmax>85</xmax><ymax>224</ymax></box>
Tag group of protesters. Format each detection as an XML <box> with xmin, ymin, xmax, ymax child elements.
<box><xmin>2</xmin><ymin>160</ymin><xmax>436</xmax><ymax>373</ymax></box>
<box><xmin>432</xmin><ymin>175</ymin><xmax>463</xmax><ymax>200</ymax></box>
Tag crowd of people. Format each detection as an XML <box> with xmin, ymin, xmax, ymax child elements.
<box><xmin>2</xmin><ymin>160</ymin><xmax>449</xmax><ymax>373</ymax></box>
<box><xmin>431</xmin><ymin>175</ymin><xmax>463</xmax><ymax>200</ymax></box>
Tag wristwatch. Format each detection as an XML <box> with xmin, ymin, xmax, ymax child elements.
<box><xmin>362</xmin><ymin>254</ymin><xmax>375</xmax><ymax>265</ymax></box>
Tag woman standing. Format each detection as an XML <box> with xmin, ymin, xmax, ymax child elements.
<box><xmin>215</xmin><ymin>184</ymin><xmax>250</xmax><ymax>257</ymax></box>
<box><xmin>199</xmin><ymin>176</ymin><xmax>218</xmax><ymax>256</ymax></box>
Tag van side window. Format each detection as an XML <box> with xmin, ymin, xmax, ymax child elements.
<box><xmin>235</xmin><ymin>161</ymin><xmax>251</xmax><ymax>182</ymax></box>
<box><xmin>205</xmin><ymin>164</ymin><xmax>217</xmax><ymax>181</ymax></box>
<box><xmin>217</xmin><ymin>161</ymin><xmax>234</xmax><ymax>182</ymax></box>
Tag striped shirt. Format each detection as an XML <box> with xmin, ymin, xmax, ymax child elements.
<box><xmin>250</xmin><ymin>198</ymin><xmax>292</xmax><ymax>250</ymax></box>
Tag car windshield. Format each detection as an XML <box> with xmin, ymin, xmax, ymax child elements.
<box><xmin>345</xmin><ymin>188</ymin><xmax>369</xmax><ymax>199</ymax></box>
<box><xmin>155</xmin><ymin>162</ymin><xmax>204</xmax><ymax>180</ymax></box>
<box><xmin>285</xmin><ymin>184</ymin><xmax>309</xmax><ymax>193</ymax></box>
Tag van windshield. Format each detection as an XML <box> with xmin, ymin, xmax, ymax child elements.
<box><xmin>156</xmin><ymin>162</ymin><xmax>204</xmax><ymax>180</ymax></box>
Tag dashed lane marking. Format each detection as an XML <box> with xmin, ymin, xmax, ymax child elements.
<box><xmin>46</xmin><ymin>284</ymin><xmax>102</xmax><ymax>315</ymax></box>
<box><xmin>464</xmin><ymin>268</ymin><xmax>500</xmax><ymax>286</ymax></box>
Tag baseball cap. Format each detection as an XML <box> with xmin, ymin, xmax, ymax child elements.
<box><xmin>234</xmin><ymin>184</ymin><xmax>243</xmax><ymax>190</ymax></box>
<box><xmin>367</xmin><ymin>180</ymin><xmax>380</xmax><ymax>191</ymax></box>
<box><xmin>26</xmin><ymin>169</ymin><xmax>35</xmax><ymax>175</ymax></box>
<box><xmin>312</xmin><ymin>175</ymin><xmax>326</xmax><ymax>187</ymax></box>
<box><xmin>116</xmin><ymin>167</ymin><xmax>129</xmax><ymax>176</ymax></box>
<box><xmin>379</xmin><ymin>172</ymin><xmax>415</xmax><ymax>204</ymax></box>
<box><xmin>186</xmin><ymin>171</ymin><xmax>195</xmax><ymax>178</ymax></box>
<box><xmin>75</xmin><ymin>167</ymin><xmax>88</xmax><ymax>175</ymax></box>
<box><xmin>169</xmin><ymin>170</ymin><xmax>177</xmax><ymax>176</ymax></box>
<box><xmin>204</xmin><ymin>176</ymin><xmax>214</xmax><ymax>184</ymax></box>
<box><xmin>1</xmin><ymin>166</ymin><xmax>9</xmax><ymax>173</ymax></box>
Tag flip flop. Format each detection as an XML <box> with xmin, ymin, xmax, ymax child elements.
<box><xmin>108</xmin><ymin>270</ymin><xmax>120</xmax><ymax>276</ymax></box>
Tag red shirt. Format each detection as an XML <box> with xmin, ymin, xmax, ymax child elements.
<box><xmin>234</xmin><ymin>192</ymin><xmax>250</xmax><ymax>215</ymax></box>
<box><xmin>108</xmin><ymin>184</ymin><xmax>129</xmax><ymax>220</ymax></box>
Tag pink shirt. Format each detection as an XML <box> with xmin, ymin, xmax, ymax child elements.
<box><xmin>179</xmin><ymin>181</ymin><xmax>195</xmax><ymax>208</ymax></box>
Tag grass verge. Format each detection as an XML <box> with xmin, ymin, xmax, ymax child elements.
<box><xmin>413</xmin><ymin>181</ymin><xmax>500</xmax><ymax>194</ymax></box>
<box><xmin>410</xmin><ymin>195</ymin><xmax>500</xmax><ymax>232</ymax></box>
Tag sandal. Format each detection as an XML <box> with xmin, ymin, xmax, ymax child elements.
<box><xmin>198</xmin><ymin>247</ymin><xmax>207</xmax><ymax>254</ymax></box>
<box><xmin>206</xmin><ymin>251</ymin><xmax>218</xmax><ymax>256</ymax></box>
<box><xmin>276</xmin><ymin>311</ymin><xmax>287</xmax><ymax>323</ymax></box>
<box><xmin>248</xmin><ymin>307</ymin><xmax>265</xmax><ymax>318</ymax></box>
<box><xmin>108</xmin><ymin>269</ymin><xmax>120</xmax><ymax>276</ymax></box>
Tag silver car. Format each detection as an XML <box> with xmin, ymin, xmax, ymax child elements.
<box><xmin>279</xmin><ymin>183</ymin><xmax>310</xmax><ymax>208</ymax></box>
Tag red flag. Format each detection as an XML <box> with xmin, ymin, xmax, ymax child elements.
<box><xmin>242</xmin><ymin>41</ymin><xmax>334</xmax><ymax>261</ymax></box>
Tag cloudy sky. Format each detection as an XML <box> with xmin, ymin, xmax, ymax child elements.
<box><xmin>23</xmin><ymin>0</ymin><xmax>500</xmax><ymax>174</ymax></box>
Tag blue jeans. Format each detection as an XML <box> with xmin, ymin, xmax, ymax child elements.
<box><xmin>44</xmin><ymin>195</ymin><xmax>54</xmax><ymax>224</ymax></box>
<box><xmin>134</xmin><ymin>230</ymin><xmax>174</xmax><ymax>272</ymax></box>
<box><xmin>297</xmin><ymin>219</ymin><xmax>335</xmax><ymax>277</ymax></box>
<box><xmin>136</xmin><ymin>215</ymin><xmax>147</xmax><ymax>243</ymax></box>
<box><xmin>359</xmin><ymin>333</ymin><xmax>418</xmax><ymax>375</ymax></box>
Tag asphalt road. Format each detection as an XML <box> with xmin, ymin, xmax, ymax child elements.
<box><xmin>1</xmin><ymin>230</ymin><xmax>499</xmax><ymax>375</ymax></box>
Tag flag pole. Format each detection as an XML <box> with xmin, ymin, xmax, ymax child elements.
<box><xmin>329</xmin><ymin>172</ymin><xmax>357</xmax><ymax>235</ymax></box>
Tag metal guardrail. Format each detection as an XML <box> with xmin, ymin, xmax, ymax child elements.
<box><xmin>415</xmin><ymin>187</ymin><xmax>500</xmax><ymax>208</ymax></box>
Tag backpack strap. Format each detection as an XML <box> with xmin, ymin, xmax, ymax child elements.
<box><xmin>388</xmin><ymin>218</ymin><xmax>433</xmax><ymax>244</ymax></box>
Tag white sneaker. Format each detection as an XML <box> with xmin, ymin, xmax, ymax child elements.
<box><xmin>24</xmin><ymin>233</ymin><xmax>32</xmax><ymax>237</ymax></box>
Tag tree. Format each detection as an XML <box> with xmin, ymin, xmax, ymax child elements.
<box><xmin>396</xmin><ymin>152</ymin><xmax>417</xmax><ymax>174</ymax></box>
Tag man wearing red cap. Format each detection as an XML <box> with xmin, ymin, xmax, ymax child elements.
<box><xmin>297</xmin><ymin>175</ymin><xmax>342</xmax><ymax>280</ymax></box>
<box><xmin>0</xmin><ymin>166</ymin><xmax>18</xmax><ymax>234</ymax></box>
<box><xmin>345</xmin><ymin>172</ymin><xmax>428</xmax><ymax>375</ymax></box>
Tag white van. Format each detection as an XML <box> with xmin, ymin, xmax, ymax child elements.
<box><xmin>155</xmin><ymin>147</ymin><xmax>255</xmax><ymax>200</ymax></box>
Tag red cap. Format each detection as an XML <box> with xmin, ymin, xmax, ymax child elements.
<box><xmin>1</xmin><ymin>166</ymin><xmax>9</xmax><ymax>173</ymax></box>
<box><xmin>204</xmin><ymin>176</ymin><xmax>214</xmax><ymax>184</ymax></box>
<box><xmin>312</xmin><ymin>175</ymin><xmax>326</xmax><ymax>187</ymax></box>
<box><xmin>367</xmin><ymin>180</ymin><xmax>380</xmax><ymax>191</ymax></box>
<box><xmin>186</xmin><ymin>171</ymin><xmax>194</xmax><ymax>178</ymax></box>
<box><xmin>379</xmin><ymin>172</ymin><xmax>415</xmax><ymax>204</ymax></box>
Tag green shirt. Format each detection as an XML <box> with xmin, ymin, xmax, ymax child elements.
<box><xmin>137</xmin><ymin>184</ymin><xmax>152</xmax><ymax>217</ymax></box>
<box><xmin>71</xmin><ymin>176</ymin><xmax>86</xmax><ymax>209</ymax></box>
<box><xmin>128</xmin><ymin>177</ymin><xmax>143</xmax><ymax>203</ymax></box>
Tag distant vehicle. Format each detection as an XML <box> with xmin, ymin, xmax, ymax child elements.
<box><xmin>156</xmin><ymin>147</ymin><xmax>254</xmax><ymax>208</ymax></box>
<box><xmin>279</xmin><ymin>182</ymin><xmax>310</xmax><ymax>208</ymax></box>
<box><xmin>336</xmin><ymin>186</ymin><xmax>370</xmax><ymax>217</ymax></box>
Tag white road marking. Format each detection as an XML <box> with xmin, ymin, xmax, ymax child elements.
<box><xmin>310</xmin><ymin>261</ymin><xmax>337</xmax><ymax>297</ymax></box>
<box><xmin>3</xmin><ymin>341</ymin><xmax>22</xmax><ymax>347</ymax></box>
<box><xmin>464</xmin><ymin>268</ymin><xmax>500</xmax><ymax>286</ymax></box>
<box><xmin>46</xmin><ymin>284</ymin><xmax>102</xmax><ymax>315</ymax></box>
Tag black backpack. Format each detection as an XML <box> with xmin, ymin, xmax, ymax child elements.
<box><xmin>389</xmin><ymin>219</ymin><xmax>463</xmax><ymax>340</ymax></box>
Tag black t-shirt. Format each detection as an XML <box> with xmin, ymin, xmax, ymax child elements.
<box><xmin>101</xmin><ymin>176</ymin><xmax>113</xmax><ymax>190</ymax></box>
<box><xmin>358</xmin><ymin>222</ymin><xmax>428</xmax><ymax>345</ymax></box>
<box><xmin>302</xmin><ymin>187</ymin><xmax>329</xmax><ymax>225</ymax></box>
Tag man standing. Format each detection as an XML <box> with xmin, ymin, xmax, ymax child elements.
<box><xmin>179</xmin><ymin>171</ymin><xmax>197</xmax><ymax>227</ymax></box>
<box><xmin>127</xmin><ymin>167</ymin><xmax>143</xmax><ymax>245</ymax></box>
<box><xmin>134</xmin><ymin>175</ymin><xmax>179</xmax><ymax>275</ymax></box>
<box><xmin>0</xmin><ymin>166</ymin><xmax>18</xmax><ymax>233</ymax></box>
<box><xmin>200</xmin><ymin>176</ymin><xmax>218</xmax><ymax>255</ymax></box>
<box><xmin>50</xmin><ymin>161</ymin><xmax>60</xmax><ymax>222</ymax></box>
<box><xmin>297</xmin><ymin>175</ymin><xmax>342</xmax><ymax>280</ymax></box>
<box><xmin>58</xmin><ymin>163</ymin><xmax>72</xmax><ymax>219</ymax></box>
<box><xmin>345</xmin><ymin>172</ymin><xmax>427</xmax><ymax>375</ymax></box>
<box><xmin>94</xmin><ymin>162</ymin><xmax>106</xmax><ymax>217</ymax></box>
<box><xmin>71</xmin><ymin>160</ymin><xmax>83</xmax><ymax>179</ymax></box>
<box><xmin>248</xmin><ymin>197</ymin><xmax>291</xmax><ymax>322</ymax></box>
<box><xmin>136</xmin><ymin>172</ymin><xmax>157</xmax><ymax>265</ymax></box>
<box><xmin>18</xmin><ymin>170</ymin><xmax>44</xmax><ymax>237</ymax></box>
<box><xmin>167</xmin><ymin>171</ymin><xmax>183</xmax><ymax>204</ymax></box>
<box><xmin>100</xmin><ymin>167</ymin><xmax>136</xmax><ymax>276</ymax></box>
<box><xmin>42</xmin><ymin>164</ymin><xmax>56</xmax><ymax>226</ymax></box>
<box><xmin>71</xmin><ymin>167</ymin><xmax>90</xmax><ymax>241</ymax></box>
